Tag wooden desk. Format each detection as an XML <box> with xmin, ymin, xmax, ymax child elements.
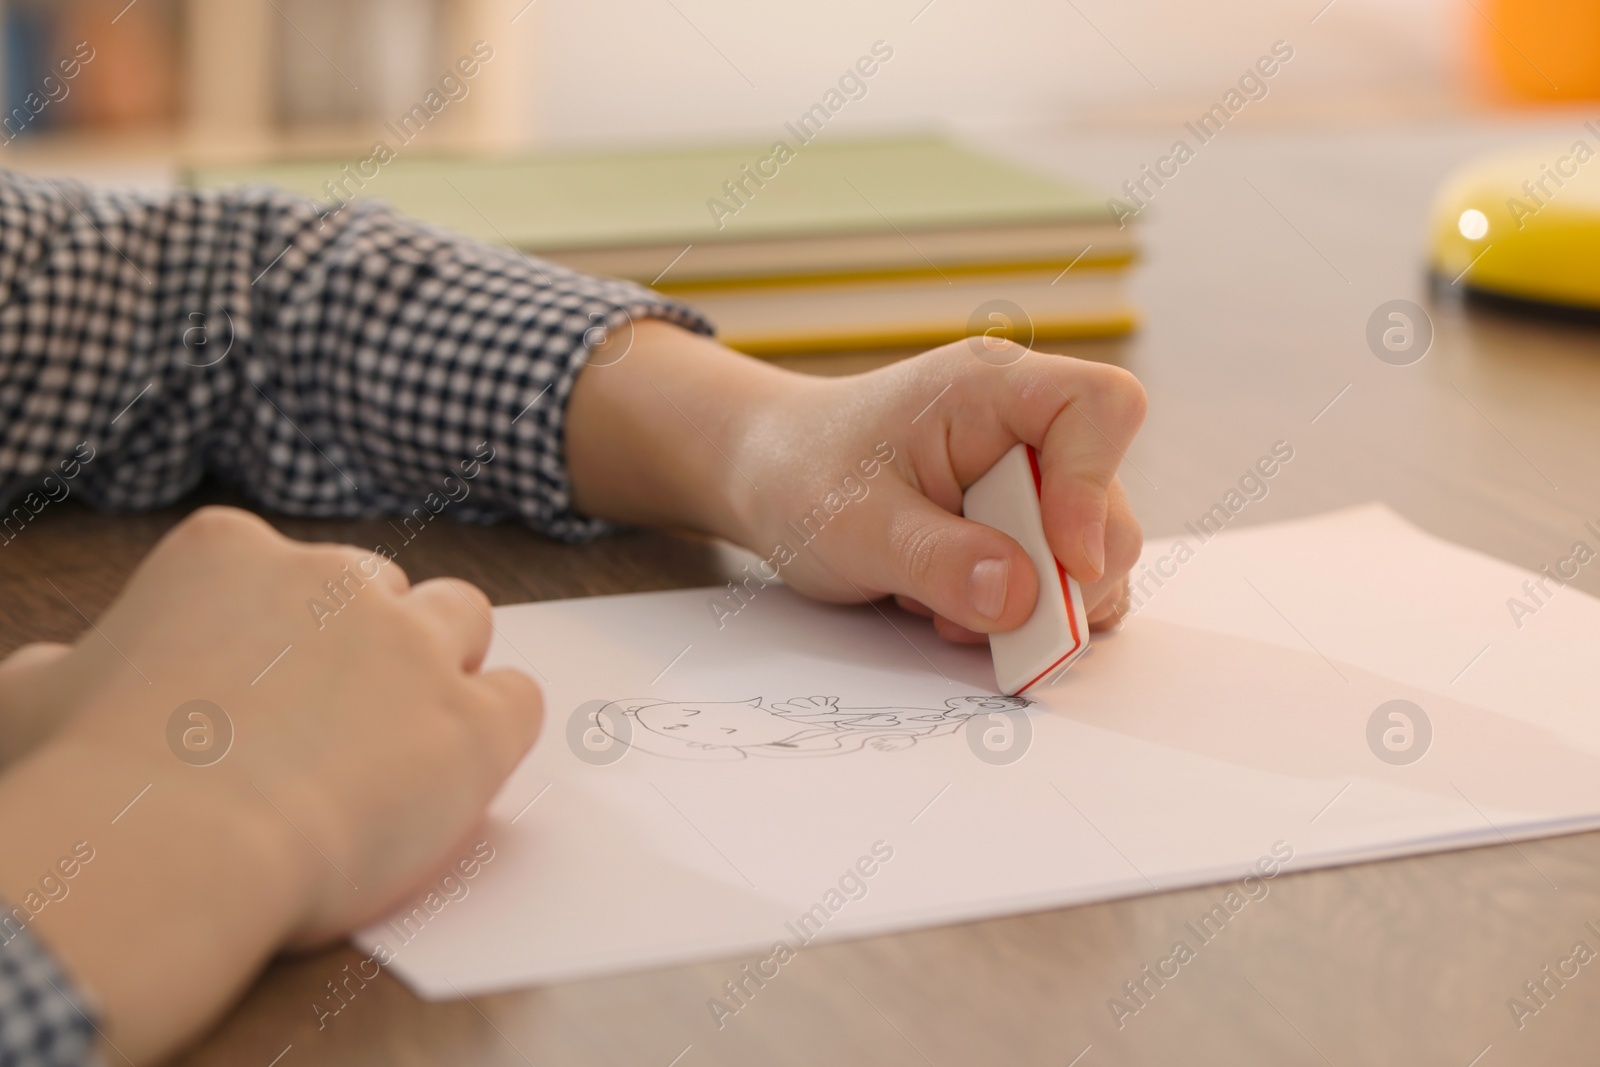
<box><xmin>6</xmin><ymin>125</ymin><xmax>1600</xmax><ymax>1066</ymax></box>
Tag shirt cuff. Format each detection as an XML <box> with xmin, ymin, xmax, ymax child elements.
<box><xmin>0</xmin><ymin>915</ymin><xmax>101</xmax><ymax>1067</ymax></box>
<box><xmin>497</xmin><ymin>283</ymin><xmax>716</xmax><ymax>544</ymax></box>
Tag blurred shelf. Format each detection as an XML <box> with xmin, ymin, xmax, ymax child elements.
<box><xmin>0</xmin><ymin>0</ymin><xmax>536</xmax><ymax>168</ymax></box>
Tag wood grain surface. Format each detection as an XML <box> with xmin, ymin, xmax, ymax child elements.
<box><xmin>6</xmin><ymin>124</ymin><xmax>1600</xmax><ymax>1066</ymax></box>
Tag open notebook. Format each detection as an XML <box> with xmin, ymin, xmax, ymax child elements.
<box><xmin>356</xmin><ymin>505</ymin><xmax>1598</xmax><ymax>996</ymax></box>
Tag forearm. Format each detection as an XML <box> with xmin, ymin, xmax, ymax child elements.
<box><xmin>0</xmin><ymin>739</ymin><xmax>306</xmax><ymax>1062</ymax></box>
<box><xmin>565</xmin><ymin>320</ymin><xmax>797</xmax><ymax>545</ymax></box>
<box><xmin>0</xmin><ymin>169</ymin><xmax>712</xmax><ymax>540</ymax></box>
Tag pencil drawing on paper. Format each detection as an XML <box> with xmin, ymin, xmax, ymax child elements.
<box><xmin>589</xmin><ymin>695</ymin><xmax>1033</xmax><ymax>760</ymax></box>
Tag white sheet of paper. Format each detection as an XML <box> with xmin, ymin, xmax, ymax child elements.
<box><xmin>358</xmin><ymin>504</ymin><xmax>1600</xmax><ymax>998</ymax></box>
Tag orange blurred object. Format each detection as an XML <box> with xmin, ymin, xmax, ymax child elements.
<box><xmin>1474</xmin><ymin>0</ymin><xmax>1600</xmax><ymax>101</ymax></box>
<box><xmin>58</xmin><ymin>0</ymin><xmax>181</xmax><ymax>128</ymax></box>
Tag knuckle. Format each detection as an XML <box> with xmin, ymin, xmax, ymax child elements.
<box><xmin>446</xmin><ymin>578</ymin><xmax>492</xmax><ymax>615</ymax></box>
<box><xmin>0</xmin><ymin>641</ymin><xmax>69</xmax><ymax>672</ymax></box>
<box><xmin>497</xmin><ymin>668</ymin><xmax>543</xmax><ymax>708</ymax></box>
<box><xmin>982</xmin><ymin>337</ymin><xmax>1026</xmax><ymax>362</ymax></box>
<box><xmin>1096</xmin><ymin>365</ymin><xmax>1149</xmax><ymax>425</ymax></box>
<box><xmin>490</xmin><ymin>672</ymin><xmax>545</xmax><ymax>733</ymax></box>
<box><xmin>392</xmin><ymin>600</ymin><xmax>445</xmax><ymax>652</ymax></box>
<box><xmin>305</xmin><ymin>544</ymin><xmax>367</xmax><ymax>580</ymax></box>
<box><xmin>13</xmin><ymin>640</ymin><xmax>68</xmax><ymax>658</ymax></box>
<box><xmin>927</xmin><ymin>337</ymin><xmax>979</xmax><ymax>365</ymax></box>
<box><xmin>889</xmin><ymin>516</ymin><xmax>945</xmax><ymax>589</ymax></box>
<box><xmin>173</xmin><ymin>505</ymin><xmax>272</xmax><ymax>545</ymax></box>
<box><xmin>161</xmin><ymin>507</ymin><xmax>280</xmax><ymax>570</ymax></box>
<box><xmin>313</xmin><ymin>543</ymin><xmax>405</xmax><ymax>591</ymax></box>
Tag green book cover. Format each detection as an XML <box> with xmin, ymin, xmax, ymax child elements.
<box><xmin>187</xmin><ymin>135</ymin><xmax>1116</xmax><ymax>252</ymax></box>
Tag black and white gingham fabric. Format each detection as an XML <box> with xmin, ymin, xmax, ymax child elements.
<box><xmin>0</xmin><ymin>918</ymin><xmax>98</xmax><ymax>1067</ymax></box>
<box><xmin>0</xmin><ymin>169</ymin><xmax>712</xmax><ymax>539</ymax></box>
<box><xmin>0</xmin><ymin>170</ymin><xmax>712</xmax><ymax>1057</ymax></box>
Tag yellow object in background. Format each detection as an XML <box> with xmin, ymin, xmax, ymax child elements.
<box><xmin>1473</xmin><ymin>0</ymin><xmax>1600</xmax><ymax>102</ymax></box>
<box><xmin>1430</xmin><ymin>143</ymin><xmax>1600</xmax><ymax>312</ymax></box>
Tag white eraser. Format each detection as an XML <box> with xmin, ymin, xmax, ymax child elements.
<box><xmin>961</xmin><ymin>443</ymin><xmax>1090</xmax><ymax>696</ymax></box>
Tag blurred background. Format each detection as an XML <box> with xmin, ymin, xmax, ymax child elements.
<box><xmin>0</xmin><ymin>0</ymin><xmax>1593</xmax><ymax>172</ymax></box>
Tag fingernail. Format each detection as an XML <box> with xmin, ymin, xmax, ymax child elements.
<box><xmin>1082</xmin><ymin>523</ymin><xmax>1106</xmax><ymax>577</ymax></box>
<box><xmin>969</xmin><ymin>558</ymin><xmax>1008</xmax><ymax>621</ymax></box>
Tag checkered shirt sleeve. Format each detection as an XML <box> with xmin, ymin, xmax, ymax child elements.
<box><xmin>0</xmin><ymin>170</ymin><xmax>712</xmax><ymax>540</ymax></box>
<box><xmin>0</xmin><ymin>918</ymin><xmax>98</xmax><ymax>1067</ymax></box>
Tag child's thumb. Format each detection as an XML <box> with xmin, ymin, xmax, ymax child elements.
<box><xmin>870</xmin><ymin>488</ymin><xmax>1038</xmax><ymax>634</ymax></box>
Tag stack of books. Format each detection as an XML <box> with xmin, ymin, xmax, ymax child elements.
<box><xmin>189</xmin><ymin>136</ymin><xmax>1137</xmax><ymax>355</ymax></box>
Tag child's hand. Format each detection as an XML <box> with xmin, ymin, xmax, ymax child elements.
<box><xmin>733</xmin><ymin>340</ymin><xmax>1146</xmax><ymax>642</ymax></box>
<box><xmin>568</xmin><ymin>323</ymin><xmax>1146</xmax><ymax>645</ymax></box>
<box><xmin>0</xmin><ymin>507</ymin><xmax>542</xmax><ymax>1061</ymax></box>
<box><xmin>0</xmin><ymin>640</ymin><xmax>76</xmax><ymax>765</ymax></box>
